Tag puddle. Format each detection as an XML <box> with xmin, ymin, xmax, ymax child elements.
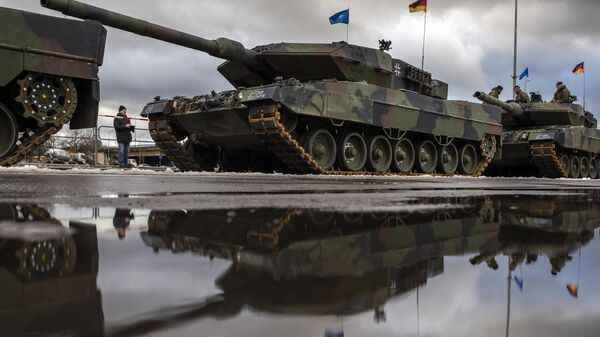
<box><xmin>1</xmin><ymin>192</ymin><xmax>600</xmax><ymax>336</ymax></box>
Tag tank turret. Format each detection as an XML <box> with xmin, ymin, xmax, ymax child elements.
<box><xmin>41</xmin><ymin>0</ymin><xmax>448</xmax><ymax>98</ymax></box>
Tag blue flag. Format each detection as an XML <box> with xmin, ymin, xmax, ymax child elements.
<box><xmin>513</xmin><ymin>275</ymin><xmax>524</xmax><ymax>291</ymax></box>
<box><xmin>325</xmin><ymin>329</ymin><xmax>344</xmax><ymax>337</ymax></box>
<box><xmin>329</xmin><ymin>9</ymin><xmax>349</xmax><ymax>25</ymax></box>
<box><xmin>518</xmin><ymin>67</ymin><xmax>529</xmax><ymax>80</ymax></box>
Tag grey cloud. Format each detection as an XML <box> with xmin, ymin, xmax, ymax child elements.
<box><xmin>4</xmin><ymin>0</ymin><xmax>600</xmax><ymax>122</ymax></box>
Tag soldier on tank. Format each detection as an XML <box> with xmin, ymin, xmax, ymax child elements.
<box><xmin>552</xmin><ymin>82</ymin><xmax>571</xmax><ymax>103</ymax></box>
<box><xmin>488</xmin><ymin>85</ymin><xmax>503</xmax><ymax>99</ymax></box>
<box><xmin>513</xmin><ymin>86</ymin><xmax>529</xmax><ymax>103</ymax></box>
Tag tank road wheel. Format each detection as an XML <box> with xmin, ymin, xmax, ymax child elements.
<box><xmin>366</xmin><ymin>135</ymin><xmax>392</xmax><ymax>172</ymax></box>
<box><xmin>392</xmin><ymin>138</ymin><xmax>415</xmax><ymax>173</ymax></box>
<box><xmin>588</xmin><ymin>157</ymin><xmax>598</xmax><ymax>179</ymax></box>
<box><xmin>0</xmin><ymin>103</ymin><xmax>19</xmax><ymax>159</ymax></box>
<box><xmin>458</xmin><ymin>143</ymin><xmax>478</xmax><ymax>175</ymax></box>
<box><xmin>569</xmin><ymin>155</ymin><xmax>581</xmax><ymax>178</ymax></box>
<box><xmin>337</xmin><ymin>132</ymin><xmax>367</xmax><ymax>171</ymax></box>
<box><xmin>15</xmin><ymin>72</ymin><xmax>77</xmax><ymax>127</ymax></box>
<box><xmin>560</xmin><ymin>154</ymin><xmax>571</xmax><ymax>177</ymax></box>
<box><xmin>580</xmin><ymin>156</ymin><xmax>590</xmax><ymax>178</ymax></box>
<box><xmin>437</xmin><ymin>144</ymin><xmax>459</xmax><ymax>175</ymax></box>
<box><xmin>304</xmin><ymin>129</ymin><xmax>336</xmax><ymax>170</ymax></box>
<box><xmin>415</xmin><ymin>140</ymin><xmax>438</xmax><ymax>174</ymax></box>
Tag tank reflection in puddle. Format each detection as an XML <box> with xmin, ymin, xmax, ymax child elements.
<box><xmin>471</xmin><ymin>194</ymin><xmax>600</xmax><ymax>276</ymax></box>
<box><xmin>141</xmin><ymin>194</ymin><xmax>600</xmax><ymax>323</ymax></box>
<box><xmin>0</xmin><ymin>204</ymin><xmax>103</xmax><ymax>337</ymax></box>
<box><xmin>141</xmin><ymin>197</ymin><xmax>500</xmax><ymax>321</ymax></box>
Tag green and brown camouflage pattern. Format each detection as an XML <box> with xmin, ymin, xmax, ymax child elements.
<box><xmin>43</xmin><ymin>0</ymin><xmax>503</xmax><ymax>174</ymax></box>
<box><xmin>140</xmin><ymin>196</ymin><xmax>498</xmax><ymax>316</ymax></box>
<box><xmin>143</xmin><ymin>79</ymin><xmax>502</xmax><ymax>157</ymax></box>
<box><xmin>0</xmin><ymin>5</ymin><xmax>106</xmax><ymax>129</ymax></box>
<box><xmin>139</xmin><ymin>194</ymin><xmax>600</xmax><ymax>318</ymax></box>
<box><xmin>475</xmin><ymin>91</ymin><xmax>600</xmax><ymax>177</ymax></box>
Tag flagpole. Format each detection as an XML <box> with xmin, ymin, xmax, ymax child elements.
<box><xmin>346</xmin><ymin>4</ymin><xmax>350</xmax><ymax>42</ymax></box>
<box><xmin>506</xmin><ymin>259</ymin><xmax>512</xmax><ymax>337</ymax></box>
<box><xmin>583</xmin><ymin>70</ymin><xmax>585</xmax><ymax>111</ymax></box>
<box><xmin>421</xmin><ymin>9</ymin><xmax>427</xmax><ymax>72</ymax></box>
<box><xmin>512</xmin><ymin>0</ymin><xmax>518</xmax><ymax>100</ymax></box>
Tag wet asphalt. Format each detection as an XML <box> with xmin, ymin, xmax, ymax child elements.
<box><xmin>1</xmin><ymin>169</ymin><xmax>600</xmax><ymax>210</ymax></box>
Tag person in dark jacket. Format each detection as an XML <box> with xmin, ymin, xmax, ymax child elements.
<box><xmin>113</xmin><ymin>208</ymin><xmax>134</xmax><ymax>239</ymax></box>
<box><xmin>113</xmin><ymin>105</ymin><xmax>134</xmax><ymax>168</ymax></box>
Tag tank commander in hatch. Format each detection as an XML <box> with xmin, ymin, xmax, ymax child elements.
<box><xmin>552</xmin><ymin>82</ymin><xmax>571</xmax><ymax>103</ymax></box>
<box><xmin>513</xmin><ymin>86</ymin><xmax>529</xmax><ymax>103</ymax></box>
<box><xmin>489</xmin><ymin>85</ymin><xmax>503</xmax><ymax>99</ymax></box>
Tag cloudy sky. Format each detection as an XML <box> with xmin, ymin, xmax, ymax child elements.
<box><xmin>5</xmin><ymin>0</ymin><xmax>600</xmax><ymax>139</ymax></box>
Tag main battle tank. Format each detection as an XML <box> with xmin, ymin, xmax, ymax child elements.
<box><xmin>0</xmin><ymin>5</ymin><xmax>106</xmax><ymax>166</ymax></box>
<box><xmin>43</xmin><ymin>0</ymin><xmax>502</xmax><ymax>175</ymax></box>
<box><xmin>474</xmin><ymin>91</ymin><xmax>600</xmax><ymax>178</ymax></box>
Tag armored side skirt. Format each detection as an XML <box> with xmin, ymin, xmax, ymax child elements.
<box><xmin>169</xmin><ymin>80</ymin><xmax>503</xmax><ymax>152</ymax></box>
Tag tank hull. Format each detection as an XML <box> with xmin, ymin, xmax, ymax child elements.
<box><xmin>0</xmin><ymin>6</ymin><xmax>106</xmax><ymax>166</ymax></box>
<box><xmin>145</xmin><ymin>80</ymin><xmax>503</xmax><ymax>174</ymax></box>
<box><xmin>488</xmin><ymin>126</ymin><xmax>600</xmax><ymax>178</ymax></box>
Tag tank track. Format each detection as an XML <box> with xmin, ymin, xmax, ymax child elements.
<box><xmin>248</xmin><ymin>104</ymin><xmax>492</xmax><ymax>177</ymax></box>
<box><xmin>0</xmin><ymin>125</ymin><xmax>61</xmax><ymax>167</ymax></box>
<box><xmin>246</xmin><ymin>209</ymin><xmax>298</xmax><ymax>250</ymax></box>
<box><xmin>148</xmin><ymin>114</ymin><xmax>205</xmax><ymax>171</ymax></box>
<box><xmin>530</xmin><ymin>142</ymin><xmax>568</xmax><ymax>178</ymax></box>
<box><xmin>148</xmin><ymin>105</ymin><xmax>492</xmax><ymax>176</ymax></box>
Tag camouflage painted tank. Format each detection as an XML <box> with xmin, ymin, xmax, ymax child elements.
<box><xmin>474</xmin><ymin>91</ymin><xmax>600</xmax><ymax>178</ymax></box>
<box><xmin>140</xmin><ymin>197</ymin><xmax>499</xmax><ymax>319</ymax></box>
<box><xmin>43</xmin><ymin>0</ymin><xmax>503</xmax><ymax>176</ymax></box>
<box><xmin>0</xmin><ymin>5</ymin><xmax>106</xmax><ymax>166</ymax></box>
<box><xmin>137</xmin><ymin>193</ymin><xmax>600</xmax><ymax>324</ymax></box>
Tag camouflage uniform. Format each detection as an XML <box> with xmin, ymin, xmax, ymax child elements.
<box><xmin>514</xmin><ymin>89</ymin><xmax>529</xmax><ymax>103</ymax></box>
<box><xmin>489</xmin><ymin>86</ymin><xmax>503</xmax><ymax>99</ymax></box>
<box><xmin>553</xmin><ymin>84</ymin><xmax>571</xmax><ymax>103</ymax></box>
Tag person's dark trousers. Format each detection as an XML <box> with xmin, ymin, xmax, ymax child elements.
<box><xmin>118</xmin><ymin>142</ymin><xmax>130</xmax><ymax>167</ymax></box>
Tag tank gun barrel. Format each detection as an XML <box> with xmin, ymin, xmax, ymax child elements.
<box><xmin>40</xmin><ymin>0</ymin><xmax>263</xmax><ymax>68</ymax></box>
<box><xmin>473</xmin><ymin>91</ymin><xmax>524</xmax><ymax>118</ymax></box>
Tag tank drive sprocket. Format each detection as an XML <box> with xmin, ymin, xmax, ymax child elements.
<box><xmin>14</xmin><ymin>72</ymin><xmax>78</xmax><ymax>127</ymax></box>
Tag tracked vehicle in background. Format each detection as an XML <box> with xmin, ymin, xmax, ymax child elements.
<box><xmin>475</xmin><ymin>91</ymin><xmax>600</xmax><ymax>178</ymax></box>
<box><xmin>43</xmin><ymin>0</ymin><xmax>502</xmax><ymax>175</ymax></box>
<box><xmin>0</xmin><ymin>5</ymin><xmax>105</xmax><ymax>166</ymax></box>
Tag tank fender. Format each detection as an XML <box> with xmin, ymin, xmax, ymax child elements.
<box><xmin>0</xmin><ymin>49</ymin><xmax>23</xmax><ymax>86</ymax></box>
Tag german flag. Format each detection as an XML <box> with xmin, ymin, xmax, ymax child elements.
<box><xmin>572</xmin><ymin>62</ymin><xmax>585</xmax><ymax>75</ymax></box>
<box><xmin>566</xmin><ymin>283</ymin><xmax>579</xmax><ymax>298</ymax></box>
<box><xmin>409</xmin><ymin>0</ymin><xmax>427</xmax><ymax>13</ymax></box>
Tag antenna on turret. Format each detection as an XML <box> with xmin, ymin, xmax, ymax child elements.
<box><xmin>378</xmin><ymin>40</ymin><xmax>392</xmax><ymax>52</ymax></box>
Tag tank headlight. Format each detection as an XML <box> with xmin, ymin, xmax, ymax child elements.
<box><xmin>238</xmin><ymin>92</ymin><xmax>244</xmax><ymax>100</ymax></box>
<box><xmin>521</xmin><ymin>132</ymin><xmax>529</xmax><ymax>140</ymax></box>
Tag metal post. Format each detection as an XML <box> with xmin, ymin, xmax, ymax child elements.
<box><xmin>421</xmin><ymin>10</ymin><xmax>427</xmax><ymax>72</ymax></box>
<box><xmin>512</xmin><ymin>0</ymin><xmax>518</xmax><ymax>99</ymax></box>
<box><xmin>506</xmin><ymin>258</ymin><xmax>512</xmax><ymax>337</ymax></box>
<box><xmin>583</xmin><ymin>69</ymin><xmax>585</xmax><ymax>111</ymax></box>
<box><xmin>346</xmin><ymin>4</ymin><xmax>350</xmax><ymax>42</ymax></box>
<box><xmin>93</xmin><ymin>126</ymin><xmax>98</xmax><ymax>166</ymax></box>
